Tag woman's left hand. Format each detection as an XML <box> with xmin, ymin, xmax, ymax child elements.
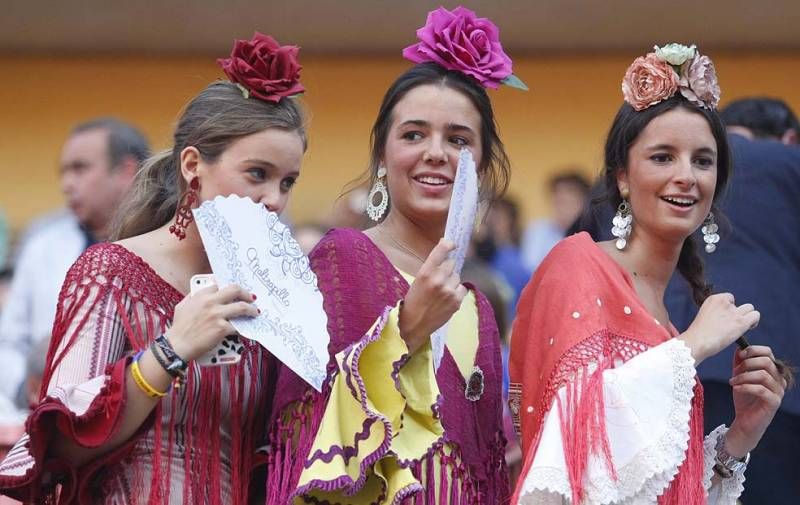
<box><xmin>725</xmin><ymin>345</ymin><xmax>786</xmax><ymax>457</ymax></box>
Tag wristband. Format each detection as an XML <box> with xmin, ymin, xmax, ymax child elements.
<box><xmin>131</xmin><ymin>351</ymin><xmax>168</xmax><ymax>398</ymax></box>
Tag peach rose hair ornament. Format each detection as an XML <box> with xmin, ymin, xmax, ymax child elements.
<box><xmin>622</xmin><ymin>43</ymin><xmax>720</xmax><ymax>111</ymax></box>
<box><xmin>402</xmin><ymin>5</ymin><xmax>527</xmax><ymax>91</ymax></box>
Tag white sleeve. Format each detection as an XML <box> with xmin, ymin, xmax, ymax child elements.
<box><xmin>702</xmin><ymin>425</ymin><xmax>746</xmax><ymax>504</ymax></box>
<box><xmin>516</xmin><ymin>338</ymin><xmax>697</xmax><ymax>505</ymax></box>
<box><xmin>0</xmin><ymin>243</ymin><xmax>38</xmax><ymax>401</ymax></box>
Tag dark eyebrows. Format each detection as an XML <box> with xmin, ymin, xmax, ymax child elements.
<box><xmin>396</xmin><ymin>119</ymin><xmax>475</xmax><ymax>135</ymax></box>
<box><xmin>446</xmin><ymin>122</ymin><xmax>475</xmax><ymax>135</ymax></box>
<box><xmin>695</xmin><ymin>146</ymin><xmax>717</xmax><ymax>157</ymax></box>
<box><xmin>397</xmin><ymin>119</ymin><xmax>429</xmax><ymax>129</ymax></box>
<box><xmin>645</xmin><ymin>143</ymin><xmax>717</xmax><ymax>157</ymax></box>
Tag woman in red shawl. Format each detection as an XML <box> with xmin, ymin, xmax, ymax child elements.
<box><xmin>0</xmin><ymin>33</ymin><xmax>306</xmax><ymax>504</ymax></box>
<box><xmin>265</xmin><ymin>7</ymin><xmax>526</xmax><ymax>504</ymax></box>
<box><xmin>509</xmin><ymin>44</ymin><xmax>787</xmax><ymax>504</ymax></box>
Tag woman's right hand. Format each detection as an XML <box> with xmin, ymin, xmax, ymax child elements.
<box><xmin>678</xmin><ymin>293</ymin><xmax>760</xmax><ymax>365</ymax></box>
<box><xmin>165</xmin><ymin>284</ymin><xmax>258</xmax><ymax>361</ymax></box>
<box><xmin>399</xmin><ymin>239</ymin><xmax>468</xmax><ymax>353</ymax></box>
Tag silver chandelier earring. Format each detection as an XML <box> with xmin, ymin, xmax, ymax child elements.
<box><xmin>611</xmin><ymin>197</ymin><xmax>632</xmax><ymax>250</ymax></box>
<box><xmin>366</xmin><ymin>166</ymin><xmax>389</xmax><ymax>222</ymax></box>
<box><xmin>702</xmin><ymin>212</ymin><xmax>720</xmax><ymax>253</ymax></box>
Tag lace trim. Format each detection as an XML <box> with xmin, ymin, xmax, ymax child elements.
<box><xmin>518</xmin><ymin>338</ymin><xmax>697</xmax><ymax>505</ymax></box>
<box><xmin>702</xmin><ymin>425</ymin><xmax>746</xmax><ymax>503</ymax></box>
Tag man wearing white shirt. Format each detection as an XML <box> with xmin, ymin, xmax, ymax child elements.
<box><xmin>0</xmin><ymin>118</ymin><xmax>148</xmax><ymax>408</ymax></box>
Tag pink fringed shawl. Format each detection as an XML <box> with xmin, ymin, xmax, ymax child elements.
<box><xmin>509</xmin><ymin>233</ymin><xmax>705</xmax><ymax>504</ymax></box>
<box><xmin>266</xmin><ymin>228</ymin><xmax>509</xmax><ymax>503</ymax></box>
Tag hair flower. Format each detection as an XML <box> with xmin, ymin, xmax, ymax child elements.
<box><xmin>679</xmin><ymin>54</ymin><xmax>721</xmax><ymax>109</ymax></box>
<box><xmin>217</xmin><ymin>32</ymin><xmax>304</xmax><ymax>103</ymax></box>
<box><xmin>402</xmin><ymin>6</ymin><xmax>527</xmax><ymax>90</ymax></box>
<box><xmin>654</xmin><ymin>43</ymin><xmax>696</xmax><ymax>66</ymax></box>
<box><xmin>622</xmin><ymin>53</ymin><xmax>679</xmax><ymax>111</ymax></box>
<box><xmin>622</xmin><ymin>43</ymin><xmax>720</xmax><ymax>111</ymax></box>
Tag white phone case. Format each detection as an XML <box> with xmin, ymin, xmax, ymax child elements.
<box><xmin>190</xmin><ymin>274</ymin><xmax>244</xmax><ymax>366</ymax></box>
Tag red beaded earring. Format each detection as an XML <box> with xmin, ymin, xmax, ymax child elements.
<box><xmin>169</xmin><ymin>178</ymin><xmax>200</xmax><ymax>240</ymax></box>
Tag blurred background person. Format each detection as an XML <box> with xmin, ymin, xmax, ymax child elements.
<box><xmin>292</xmin><ymin>221</ymin><xmax>328</xmax><ymax>255</ymax></box>
<box><xmin>521</xmin><ymin>171</ymin><xmax>591</xmax><ymax>272</ymax></box>
<box><xmin>475</xmin><ymin>197</ymin><xmax>531</xmax><ymax>319</ymax></box>
<box><xmin>329</xmin><ymin>185</ymin><xmax>370</xmax><ymax>230</ymax></box>
<box><xmin>0</xmin><ymin>118</ymin><xmax>149</xmax><ymax>409</ymax></box>
<box><xmin>665</xmin><ymin>97</ymin><xmax>800</xmax><ymax>504</ymax></box>
<box><xmin>0</xmin><ymin>211</ymin><xmax>8</xmax><ymax>278</ymax></box>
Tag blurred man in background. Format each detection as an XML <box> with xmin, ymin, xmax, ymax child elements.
<box><xmin>666</xmin><ymin>97</ymin><xmax>800</xmax><ymax>504</ymax></box>
<box><xmin>0</xmin><ymin>118</ymin><xmax>149</xmax><ymax>411</ymax></box>
<box><xmin>521</xmin><ymin>171</ymin><xmax>591</xmax><ymax>273</ymax></box>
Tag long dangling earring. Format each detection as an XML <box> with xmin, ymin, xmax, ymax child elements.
<box><xmin>611</xmin><ymin>191</ymin><xmax>632</xmax><ymax>250</ymax></box>
<box><xmin>702</xmin><ymin>212</ymin><xmax>720</xmax><ymax>253</ymax></box>
<box><xmin>169</xmin><ymin>177</ymin><xmax>200</xmax><ymax>240</ymax></box>
<box><xmin>366</xmin><ymin>166</ymin><xmax>389</xmax><ymax>222</ymax></box>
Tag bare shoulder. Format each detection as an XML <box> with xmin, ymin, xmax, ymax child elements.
<box><xmin>113</xmin><ymin>229</ymin><xmax>186</xmax><ymax>290</ymax></box>
<box><xmin>114</xmin><ymin>230</ymin><xmax>165</xmax><ymax>263</ymax></box>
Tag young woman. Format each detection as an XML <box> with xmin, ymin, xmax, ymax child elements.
<box><xmin>264</xmin><ymin>7</ymin><xmax>524</xmax><ymax>504</ymax></box>
<box><xmin>0</xmin><ymin>33</ymin><xmax>306</xmax><ymax>504</ymax></box>
<box><xmin>509</xmin><ymin>44</ymin><xmax>787</xmax><ymax>504</ymax></box>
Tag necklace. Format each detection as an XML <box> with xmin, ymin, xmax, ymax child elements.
<box><xmin>377</xmin><ymin>225</ymin><xmax>427</xmax><ymax>263</ymax></box>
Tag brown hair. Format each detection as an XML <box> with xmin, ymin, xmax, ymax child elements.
<box><xmin>110</xmin><ymin>81</ymin><xmax>306</xmax><ymax>240</ymax></box>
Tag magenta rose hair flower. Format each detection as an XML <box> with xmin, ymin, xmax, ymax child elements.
<box><xmin>621</xmin><ymin>53</ymin><xmax>679</xmax><ymax>111</ymax></box>
<box><xmin>217</xmin><ymin>32</ymin><xmax>304</xmax><ymax>103</ymax></box>
<box><xmin>402</xmin><ymin>6</ymin><xmax>527</xmax><ymax>90</ymax></box>
<box><xmin>679</xmin><ymin>54</ymin><xmax>721</xmax><ymax>109</ymax></box>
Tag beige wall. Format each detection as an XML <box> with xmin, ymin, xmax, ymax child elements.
<box><xmin>1</xmin><ymin>53</ymin><xmax>798</xmax><ymax>236</ymax></box>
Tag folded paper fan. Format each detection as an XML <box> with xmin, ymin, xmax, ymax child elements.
<box><xmin>193</xmin><ymin>195</ymin><xmax>329</xmax><ymax>391</ymax></box>
<box><xmin>431</xmin><ymin>148</ymin><xmax>479</xmax><ymax>369</ymax></box>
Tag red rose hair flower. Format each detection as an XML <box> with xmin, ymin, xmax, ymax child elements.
<box><xmin>217</xmin><ymin>32</ymin><xmax>304</xmax><ymax>103</ymax></box>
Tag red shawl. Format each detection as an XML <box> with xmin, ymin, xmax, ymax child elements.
<box><xmin>509</xmin><ymin>233</ymin><xmax>704</xmax><ymax>504</ymax></box>
<box><xmin>0</xmin><ymin>243</ymin><xmax>269</xmax><ymax>504</ymax></box>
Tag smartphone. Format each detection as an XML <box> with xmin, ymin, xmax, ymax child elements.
<box><xmin>190</xmin><ymin>274</ymin><xmax>244</xmax><ymax>366</ymax></box>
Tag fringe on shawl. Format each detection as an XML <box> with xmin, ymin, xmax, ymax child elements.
<box><xmin>1</xmin><ymin>244</ymin><xmax>268</xmax><ymax>504</ymax></box>
<box><xmin>519</xmin><ymin>339</ymin><xmax>706</xmax><ymax>505</ymax></box>
<box><xmin>556</xmin><ymin>354</ymin><xmax>618</xmax><ymax>505</ymax></box>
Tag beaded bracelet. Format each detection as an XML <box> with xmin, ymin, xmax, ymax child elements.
<box><xmin>130</xmin><ymin>351</ymin><xmax>168</xmax><ymax>399</ymax></box>
<box><xmin>150</xmin><ymin>340</ymin><xmax>186</xmax><ymax>389</ymax></box>
<box><xmin>151</xmin><ymin>335</ymin><xmax>189</xmax><ymax>388</ymax></box>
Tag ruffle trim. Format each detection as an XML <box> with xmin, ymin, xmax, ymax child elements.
<box><xmin>702</xmin><ymin>425</ymin><xmax>746</xmax><ymax>502</ymax></box>
<box><xmin>0</xmin><ymin>357</ymin><xmax>129</xmax><ymax>502</ymax></box>
<box><xmin>293</xmin><ymin>305</ymin><xmax>397</xmax><ymax>499</ymax></box>
<box><xmin>517</xmin><ymin>338</ymin><xmax>697</xmax><ymax>505</ymax></box>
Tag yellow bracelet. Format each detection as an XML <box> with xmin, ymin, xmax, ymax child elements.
<box><xmin>130</xmin><ymin>352</ymin><xmax>168</xmax><ymax>399</ymax></box>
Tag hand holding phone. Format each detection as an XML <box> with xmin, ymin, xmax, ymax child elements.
<box><xmin>190</xmin><ymin>274</ymin><xmax>246</xmax><ymax>366</ymax></box>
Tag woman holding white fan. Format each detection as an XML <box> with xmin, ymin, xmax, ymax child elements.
<box><xmin>0</xmin><ymin>33</ymin><xmax>307</xmax><ymax>504</ymax></box>
<box><xmin>265</xmin><ymin>6</ymin><xmax>526</xmax><ymax>504</ymax></box>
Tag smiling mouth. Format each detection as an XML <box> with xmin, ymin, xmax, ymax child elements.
<box><xmin>413</xmin><ymin>175</ymin><xmax>452</xmax><ymax>186</ymax></box>
<box><xmin>660</xmin><ymin>196</ymin><xmax>697</xmax><ymax>208</ymax></box>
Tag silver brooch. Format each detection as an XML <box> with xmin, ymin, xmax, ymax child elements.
<box><xmin>465</xmin><ymin>365</ymin><xmax>485</xmax><ymax>401</ymax></box>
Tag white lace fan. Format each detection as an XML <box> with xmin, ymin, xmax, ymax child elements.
<box><xmin>192</xmin><ymin>195</ymin><xmax>329</xmax><ymax>391</ymax></box>
<box><xmin>431</xmin><ymin>148</ymin><xmax>479</xmax><ymax>369</ymax></box>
